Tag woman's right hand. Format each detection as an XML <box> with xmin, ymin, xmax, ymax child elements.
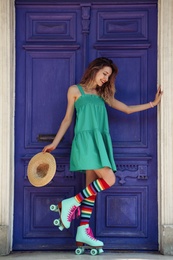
<box><xmin>42</xmin><ymin>143</ymin><xmax>56</xmax><ymax>153</ymax></box>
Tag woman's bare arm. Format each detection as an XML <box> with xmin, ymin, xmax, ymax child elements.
<box><xmin>109</xmin><ymin>87</ymin><xmax>163</xmax><ymax>114</ymax></box>
<box><xmin>42</xmin><ymin>85</ymin><xmax>77</xmax><ymax>153</ymax></box>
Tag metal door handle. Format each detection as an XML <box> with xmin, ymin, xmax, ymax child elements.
<box><xmin>37</xmin><ymin>134</ymin><xmax>56</xmax><ymax>142</ymax></box>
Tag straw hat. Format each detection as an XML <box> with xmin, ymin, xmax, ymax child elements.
<box><xmin>27</xmin><ymin>152</ymin><xmax>56</xmax><ymax>187</ymax></box>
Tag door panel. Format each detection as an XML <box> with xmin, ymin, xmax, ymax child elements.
<box><xmin>14</xmin><ymin>0</ymin><xmax>158</xmax><ymax>251</ymax></box>
<box><xmin>90</xmin><ymin>3</ymin><xmax>158</xmax><ymax>250</ymax></box>
<box><xmin>25</xmin><ymin>50</ymin><xmax>76</xmax><ymax>148</ymax></box>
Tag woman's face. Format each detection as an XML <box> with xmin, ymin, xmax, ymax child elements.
<box><xmin>94</xmin><ymin>66</ymin><xmax>112</xmax><ymax>87</ymax></box>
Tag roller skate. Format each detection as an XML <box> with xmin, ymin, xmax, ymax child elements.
<box><xmin>50</xmin><ymin>197</ymin><xmax>81</xmax><ymax>231</ymax></box>
<box><xmin>75</xmin><ymin>224</ymin><xmax>104</xmax><ymax>256</ymax></box>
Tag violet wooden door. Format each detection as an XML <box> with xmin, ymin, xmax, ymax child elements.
<box><xmin>14</xmin><ymin>0</ymin><xmax>158</xmax><ymax>251</ymax></box>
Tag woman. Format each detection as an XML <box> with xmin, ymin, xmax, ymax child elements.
<box><xmin>43</xmin><ymin>57</ymin><xmax>162</xmax><ymax>253</ymax></box>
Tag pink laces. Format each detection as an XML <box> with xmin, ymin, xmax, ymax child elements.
<box><xmin>67</xmin><ymin>206</ymin><xmax>80</xmax><ymax>222</ymax></box>
<box><xmin>86</xmin><ymin>227</ymin><xmax>97</xmax><ymax>241</ymax></box>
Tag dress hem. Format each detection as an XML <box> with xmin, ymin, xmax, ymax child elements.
<box><xmin>70</xmin><ymin>166</ymin><xmax>117</xmax><ymax>173</ymax></box>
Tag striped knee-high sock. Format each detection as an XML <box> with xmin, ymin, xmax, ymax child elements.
<box><xmin>75</xmin><ymin>178</ymin><xmax>110</xmax><ymax>203</ymax></box>
<box><xmin>80</xmin><ymin>195</ymin><xmax>96</xmax><ymax>226</ymax></box>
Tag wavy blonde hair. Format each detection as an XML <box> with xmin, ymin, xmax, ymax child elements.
<box><xmin>80</xmin><ymin>57</ymin><xmax>118</xmax><ymax>104</ymax></box>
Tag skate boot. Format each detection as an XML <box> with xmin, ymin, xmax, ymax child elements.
<box><xmin>75</xmin><ymin>224</ymin><xmax>104</xmax><ymax>256</ymax></box>
<box><xmin>60</xmin><ymin>197</ymin><xmax>81</xmax><ymax>229</ymax></box>
<box><xmin>50</xmin><ymin>197</ymin><xmax>80</xmax><ymax>230</ymax></box>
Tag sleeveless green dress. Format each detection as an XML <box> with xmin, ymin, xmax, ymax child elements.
<box><xmin>70</xmin><ymin>84</ymin><xmax>116</xmax><ymax>172</ymax></box>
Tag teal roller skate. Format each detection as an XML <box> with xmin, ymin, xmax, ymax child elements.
<box><xmin>75</xmin><ymin>224</ymin><xmax>104</xmax><ymax>256</ymax></box>
<box><xmin>50</xmin><ymin>197</ymin><xmax>81</xmax><ymax>231</ymax></box>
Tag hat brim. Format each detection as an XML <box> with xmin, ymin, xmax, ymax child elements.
<box><xmin>27</xmin><ymin>152</ymin><xmax>56</xmax><ymax>187</ymax></box>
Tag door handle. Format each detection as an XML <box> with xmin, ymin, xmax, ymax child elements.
<box><xmin>37</xmin><ymin>134</ymin><xmax>56</xmax><ymax>142</ymax></box>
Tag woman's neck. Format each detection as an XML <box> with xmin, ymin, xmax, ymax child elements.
<box><xmin>80</xmin><ymin>84</ymin><xmax>98</xmax><ymax>95</ymax></box>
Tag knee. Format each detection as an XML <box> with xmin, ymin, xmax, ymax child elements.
<box><xmin>109</xmin><ymin>172</ymin><xmax>116</xmax><ymax>186</ymax></box>
<box><xmin>106</xmin><ymin>169</ymin><xmax>116</xmax><ymax>187</ymax></box>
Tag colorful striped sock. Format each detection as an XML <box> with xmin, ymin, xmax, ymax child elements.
<box><xmin>75</xmin><ymin>178</ymin><xmax>110</xmax><ymax>203</ymax></box>
<box><xmin>80</xmin><ymin>195</ymin><xmax>96</xmax><ymax>226</ymax></box>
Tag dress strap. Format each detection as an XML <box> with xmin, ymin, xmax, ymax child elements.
<box><xmin>77</xmin><ymin>84</ymin><xmax>85</xmax><ymax>95</ymax></box>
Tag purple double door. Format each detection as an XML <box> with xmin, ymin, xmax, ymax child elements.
<box><xmin>14</xmin><ymin>0</ymin><xmax>158</xmax><ymax>251</ymax></box>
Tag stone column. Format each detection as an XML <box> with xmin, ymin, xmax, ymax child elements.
<box><xmin>158</xmin><ymin>0</ymin><xmax>173</xmax><ymax>255</ymax></box>
<box><xmin>0</xmin><ymin>0</ymin><xmax>15</xmax><ymax>255</ymax></box>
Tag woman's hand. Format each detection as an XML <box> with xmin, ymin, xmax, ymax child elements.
<box><xmin>153</xmin><ymin>86</ymin><xmax>163</xmax><ymax>106</ymax></box>
<box><xmin>42</xmin><ymin>143</ymin><xmax>56</xmax><ymax>153</ymax></box>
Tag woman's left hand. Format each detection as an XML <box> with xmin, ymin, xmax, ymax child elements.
<box><xmin>153</xmin><ymin>86</ymin><xmax>163</xmax><ymax>106</ymax></box>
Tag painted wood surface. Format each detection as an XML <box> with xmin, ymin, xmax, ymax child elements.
<box><xmin>14</xmin><ymin>0</ymin><xmax>158</xmax><ymax>251</ymax></box>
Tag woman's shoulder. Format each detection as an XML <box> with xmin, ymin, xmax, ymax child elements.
<box><xmin>68</xmin><ymin>84</ymin><xmax>81</xmax><ymax>99</ymax></box>
<box><xmin>69</xmin><ymin>84</ymin><xmax>78</xmax><ymax>91</ymax></box>
<box><xmin>68</xmin><ymin>84</ymin><xmax>79</xmax><ymax>94</ymax></box>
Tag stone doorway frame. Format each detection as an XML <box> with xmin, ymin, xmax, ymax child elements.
<box><xmin>0</xmin><ymin>0</ymin><xmax>172</xmax><ymax>255</ymax></box>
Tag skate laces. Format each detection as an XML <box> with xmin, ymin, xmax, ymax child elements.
<box><xmin>67</xmin><ymin>206</ymin><xmax>80</xmax><ymax>222</ymax></box>
<box><xmin>86</xmin><ymin>227</ymin><xmax>97</xmax><ymax>241</ymax></box>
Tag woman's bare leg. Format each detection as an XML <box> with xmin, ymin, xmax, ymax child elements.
<box><xmin>86</xmin><ymin>170</ymin><xmax>98</xmax><ymax>185</ymax></box>
<box><xmin>94</xmin><ymin>167</ymin><xmax>116</xmax><ymax>186</ymax></box>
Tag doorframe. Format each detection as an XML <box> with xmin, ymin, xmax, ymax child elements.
<box><xmin>157</xmin><ymin>0</ymin><xmax>173</xmax><ymax>255</ymax></box>
<box><xmin>0</xmin><ymin>0</ymin><xmax>15</xmax><ymax>255</ymax></box>
<box><xmin>0</xmin><ymin>0</ymin><xmax>172</xmax><ymax>255</ymax></box>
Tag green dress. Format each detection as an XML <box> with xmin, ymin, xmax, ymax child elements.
<box><xmin>70</xmin><ymin>84</ymin><xmax>116</xmax><ymax>172</ymax></box>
